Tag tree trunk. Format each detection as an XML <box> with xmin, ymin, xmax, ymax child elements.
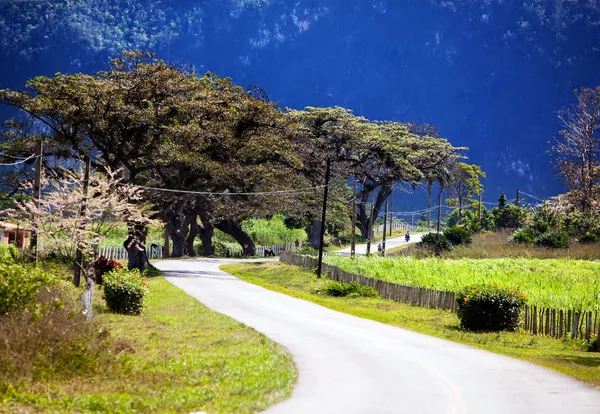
<box><xmin>165</xmin><ymin>199</ymin><xmax>188</xmax><ymax>258</ymax></box>
<box><xmin>124</xmin><ymin>234</ymin><xmax>148</xmax><ymax>271</ymax></box>
<box><xmin>125</xmin><ymin>221</ymin><xmax>149</xmax><ymax>270</ymax></box>
<box><xmin>216</xmin><ymin>220</ymin><xmax>256</xmax><ymax>256</ymax></box>
<box><xmin>357</xmin><ymin>184</ymin><xmax>392</xmax><ymax>239</ymax></box>
<box><xmin>307</xmin><ymin>220</ymin><xmax>323</xmax><ymax>249</ymax></box>
<box><xmin>198</xmin><ymin>209</ymin><xmax>215</xmax><ymax>256</ymax></box>
<box><xmin>185</xmin><ymin>213</ymin><xmax>199</xmax><ymax>257</ymax></box>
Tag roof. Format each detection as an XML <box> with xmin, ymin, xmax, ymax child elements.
<box><xmin>0</xmin><ymin>221</ymin><xmax>32</xmax><ymax>232</ymax></box>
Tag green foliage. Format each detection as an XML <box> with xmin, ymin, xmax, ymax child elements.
<box><xmin>419</xmin><ymin>232</ymin><xmax>451</xmax><ymax>254</ymax></box>
<box><xmin>324</xmin><ymin>255</ymin><xmax>600</xmax><ymax>311</ymax></box>
<box><xmin>443</xmin><ymin>226</ymin><xmax>472</xmax><ymax>246</ymax></box>
<box><xmin>512</xmin><ymin>228</ymin><xmax>538</xmax><ymax>244</ymax></box>
<box><xmin>337</xmin><ymin>233</ymin><xmax>365</xmax><ymax>245</ymax></box>
<box><xmin>579</xmin><ymin>232</ymin><xmax>599</xmax><ymax>244</ymax></box>
<box><xmin>456</xmin><ymin>285</ymin><xmax>526</xmax><ymax>332</ymax></box>
<box><xmin>492</xmin><ymin>204</ymin><xmax>528</xmax><ymax>229</ymax></box>
<box><xmin>103</xmin><ymin>268</ymin><xmax>149</xmax><ymax>315</ymax></box>
<box><xmin>242</xmin><ymin>214</ymin><xmax>307</xmax><ymax>245</ymax></box>
<box><xmin>0</xmin><ymin>262</ymin><xmax>53</xmax><ymax>315</ymax></box>
<box><xmin>312</xmin><ymin>281</ymin><xmax>379</xmax><ymax>298</ymax></box>
<box><xmin>534</xmin><ymin>231</ymin><xmax>570</xmax><ymax>249</ymax></box>
<box><xmin>531</xmin><ymin>204</ymin><xmax>561</xmax><ymax>233</ymax></box>
<box><xmin>0</xmin><ymin>243</ymin><xmax>22</xmax><ymax>264</ymax></box>
<box><xmin>93</xmin><ymin>256</ymin><xmax>123</xmax><ymax>285</ymax></box>
<box><xmin>498</xmin><ymin>192</ymin><xmax>507</xmax><ymax>208</ymax></box>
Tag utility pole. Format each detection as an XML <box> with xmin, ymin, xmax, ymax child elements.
<box><xmin>516</xmin><ymin>189</ymin><xmax>520</xmax><ymax>207</ymax></box>
<box><xmin>382</xmin><ymin>200</ymin><xmax>388</xmax><ymax>257</ymax></box>
<box><xmin>317</xmin><ymin>158</ymin><xmax>331</xmax><ymax>278</ymax></box>
<box><xmin>366</xmin><ymin>190</ymin><xmax>374</xmax><ymax>256</ymax></box>
<box><xmin>437</xmin><ymin>188</ymin><xmax>443</xmax><ymax>233</ymax></box>
<box><xmin>351</xmin><ymin>180</ymin><xmax>356</xmax><ymax>258</ymax></box>
<box><xmin>31</xmin><ymin>140</ymin><xmax>43</xmax><ymax>265</ymax></box>
<box><xmin>478</xmin><ymin>193</ymin><xmax>482</xmax><ymax>222</ymax></box>
<box><xmin>389</xmin><ymin>190</ymin><xmax>393</xmax><ymax>237</ymax></box>
<box><xmin>73</xmin><ymin>155</ymin><xmax>91</xmax><ymax>287</ymax></box>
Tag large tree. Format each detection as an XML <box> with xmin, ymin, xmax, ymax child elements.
<box><xmin>552</xmin><ymin>87</ymin><xmax>600</xmax><ymax>212</ymax></box>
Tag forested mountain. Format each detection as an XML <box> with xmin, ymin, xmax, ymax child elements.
<box><xmin>1</xmin><ymin>0</ymin><xmax>599</xmax><ymax>199</ymax></box>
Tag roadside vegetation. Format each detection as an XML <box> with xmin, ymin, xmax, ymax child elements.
<box><xmin>223</xmin><ymin>262</ymin><xmax>600</xmax><ymax>387</ymax></box>
<box><xmin>324</xmin><ymin>255</ymin><xmax>600</xmax><ymax>311</ymax></box>
<box><xmin>0</xmin><ymin>252</ymin><xmax>296</xmax><ymax>413</ymax></box>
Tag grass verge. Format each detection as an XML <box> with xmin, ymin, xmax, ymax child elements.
<box><xmin>1</xmin><ymin>272</ymin><xmax>296</xmax><ymax>413</ymax></box>
<box><xmin>222</xmin><ymin>262</ymin><xmax>600</xmax><ymax>388</ymax></box>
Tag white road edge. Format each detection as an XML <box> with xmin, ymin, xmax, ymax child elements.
<box><xmin>153</xmin><ymin>258</ymin><xmax>600</xmax><ymax>414</ymax></box>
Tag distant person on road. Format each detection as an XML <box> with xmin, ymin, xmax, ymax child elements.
<box><xmin>405</xmin><ymin>231</ymin><xmax>410</xmax><ymax>242</ymax></box>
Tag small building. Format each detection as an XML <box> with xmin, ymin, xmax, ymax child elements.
<box><xmin>0</xmin><ymin>221</ymin><xmax>31</xmax><ymax>249</ymax></box>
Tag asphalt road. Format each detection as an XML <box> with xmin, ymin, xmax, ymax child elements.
<box><xmin>336</xmin><ymin>233</ymin><xmax>424</xmax><ymax>255</ymax></box>
<box><xmin>154</xmin><ymin>258</ymin><xmax>600</xmax><ymax>414</ymax></box>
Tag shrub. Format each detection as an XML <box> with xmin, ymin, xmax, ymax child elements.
<box><xmin>0</xmin><ymin>285</ymin><xmax>116</xmax><ymax>387</ymax></box>
<box><xmin>534</xmin><ymin>231</ymin><xmax>569</xmax><ymax>249</ymax></box>
<box><xmin>443</xmin><ymin>226</ymin><xmax>472</xmax><ymax>246</ymax></box>
<box><xmin>512</xmin><ymin>228</ymin><xmax>538</xmax><ymax>244</ymax></box>
<box><xmin>94</xmin><ymin>256</ymin><xmax>123</xmax><ymax>285</ymax></box>
<box><xmin>419</xmin><ymin>232</ymin><xmax>451</xmax><ymax>255</ymax></box>
<box><xmin>0</xmin><ymin>262</ymin><xmax>53</xmax><ymax>315</ymax></box>
<box><xmin>579</xmin><ymin>232</ymin><xmax>599</xmax><ymax>244</ymax></box>
<box><xmin>492</xmin><ymin>205</ymin><xmax>528</xmax><ymax>229</ymax></box>
<box><xmin>337</xmin><ymin>234</ymin><xmax>365</xmax><ymax>245</ymax></box>
<box><xmin>456</xmin><ymin>284</ymin><xmax>526</xmax><ymax>332</ymax></box>
<box><xmin>0</xmin><ymin>244</ymin><xmax>21</xmax><ymax>264</ymax></box>
<box><xmin>312</xmin><ymin>281</ymin><xmax>379</xmax><ymax>298</ymax></box>
<box><xmin>103</xmin><ymin>268</ymin><xmax>149</xmax><ymax>315</ymax></box>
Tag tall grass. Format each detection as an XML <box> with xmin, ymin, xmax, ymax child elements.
<box><xmin>325</xmin><ymin>255</ymin><xmax>600</xmax><ymax>311</ymax></box>
<box><xmin>242</xmin><ymin>214</ymin><xmax>307</xmax><ymax>245</ymax></box>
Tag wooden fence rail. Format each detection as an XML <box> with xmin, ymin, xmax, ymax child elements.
<box><xmin>280</xmin><ymin>252</ymin><xmax>599</xmax><ymax>340</ymax></box>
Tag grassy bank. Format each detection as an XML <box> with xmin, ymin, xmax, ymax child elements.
<box><xmin>222</xmin><ymin>262</ymin><xmax>600</xmax><ymax>387</ymax></box>
<box><xmin>1</xmin><ymin>273</ymin><xmax>296</xmax><ymax>413</ymax></box>
<box><xmin>324</xmin><ymin>255</ymin><xmax>600</xmax><ymax>311</ymax></box>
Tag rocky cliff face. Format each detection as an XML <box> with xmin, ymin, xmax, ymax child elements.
<box><xmin>1</xmin><ymin>0</ymin><xmax>599</xmax><ymax>197</ymax></box>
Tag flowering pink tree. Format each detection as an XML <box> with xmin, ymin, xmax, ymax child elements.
<box><xmin>7</xmin><ymin>167</ymin><xmax>155</xmax><ymax>289</ymax></box>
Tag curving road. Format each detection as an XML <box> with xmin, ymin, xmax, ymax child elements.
<box><xmin>336</xmin><ymin>233</ymin><xmax>423</xmax><ymax>256</ymax></box>
<box><xmin>154</xmin><ymin>258</ymin><xmax>600</xmax><ymax>414</ymax></box>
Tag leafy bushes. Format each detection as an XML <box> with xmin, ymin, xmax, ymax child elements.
<box><xmin>512</xmin><ymin>228</ymin><xmax>537</xmax><ymax>244</ymax></box>
<box><xmin>456</xmin><ymin>285</ymin><xmax>526</xmax><ymax>331</ymax></box>
<box><xmin>94</xmin><ymin>256</ymin><xmax>123</xmax><ymax>284</ymax></box>
<box><xmin>534</xmin><ymin>231</ymin><xmax>569</xmax><ymax>249</ymax></box>
<box><xmin>419</xmin><ymin>232</ymin><xmax>451</xmax><ymax>254</ymax></box>
<box><xmin>443</xmin><ymin>226</ymin><xmax>472</xmax><ymax>246</ymax></box>
<box><xmin>0</xmin><ymin>244</ymin><xmax>21</xmax><ymax>264</ymax></box>
<box><xmin>492</xmin><ymin>205</ymin><xmax>528</xmax><ymax>229</ymax></box>
<box><xmin>103</xmin><ymin>268</ymin><xmax>149</xmax><ymax>315</ymax></box>
<box><xmin>579</xmin><ymin>232</ymin><xmax>600</xmax><ymax>244</ymax></box>
<box><xmin>312</xmin><ymin>281</ymin><xmax>378</xmax><ymax>298</ymax></box>
<box><xmin>0</xmin><ymin>262</ymin><xmax>53</xmax><ymax>315</ymax></box>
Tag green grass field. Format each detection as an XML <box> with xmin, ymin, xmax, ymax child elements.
<box><xmin>324</xmin><ymin>255</ymin><xmax>600</xmax><ymax>311</ymax></box>
<box><xmin>223</xmin><ymin>262</ymin><xmax>600</xmax><ymax>388</ymax></box>
<box><xmin>1</xmin><ymin>275</ymin><xmax>296</xmax><ymax>413</ymax></box>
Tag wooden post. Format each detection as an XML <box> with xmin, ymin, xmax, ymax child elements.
<box><xmin>73</xmin><ymin>155</ymin><xmax>91</xmax><ymax>288</ymax></box>
<box><xmin>389</xmin><ymin>190</ymin><xmax>393</xmax><ymax>237</ymax></box>
<box><xmin>317</xmin><ymin>158</ymin><xmax>331</xmax><ymax>277</ymax></box>
<box><xmin>437</xmin><ymin>187</ymin><xmax>443</xmax><ymax>232</ymax></box>
<box><xmin>366</xmin><ymin>190</ymin><xmax>374</xmax><ymax>256</ymax></box>
<box><xmin>382</xmin><ymin>200</ymin><xmax>388</xmax><ymax>256</ymax></box>
<box><xmin>478</xmin><ymin>193</ymin><xmax>482</xmax><ymax>222</ymax></box>
<box><xmin>351</xmin><ymin>180</ymin><xmax>357</xmax><ymax>258</ymax></box>
<box><xmin>30</xmin><ymin>140</ymin><xmax>43</xmax><ymax>264</ymax></box>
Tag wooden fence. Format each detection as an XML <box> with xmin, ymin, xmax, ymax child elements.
<box><xmin>280</xmin><ymin>252</ymin><xmax>600</xmax><ymax>340</ymax></box>
<box><xmin>280</xmin><ymin>251</ymin><xmax>456</xmax><ymax>312</ymax></box>
<box><xmin>97</xmin><ymin>245</ymin><xmax>163</xmax><ymax>261</ymax></box>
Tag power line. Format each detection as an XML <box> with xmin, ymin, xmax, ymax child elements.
<box><xmin>0</xmin><ymin>154</ymin><xmax>38</xmax><ymax>166</ymax></box>
<box><xmin>133</xmin><ymin>184</ymin><xmax>328</xmax><ymax>196</ymax></box>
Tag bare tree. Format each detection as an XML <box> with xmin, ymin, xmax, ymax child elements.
<box><xmin>553</xmin><ymin>87</ymin><xmax>600</xmax><ymax>211</ymax></box>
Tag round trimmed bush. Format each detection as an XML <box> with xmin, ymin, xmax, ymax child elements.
<box><xmin>103</xmin><ymin>268</ymin><xmax>149</xmax><ymax>315</ymax></box>
<box><xmin>456</xmin><ymin>285</ymin><xmax>526</xmax><ymax>332</ymax></box>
